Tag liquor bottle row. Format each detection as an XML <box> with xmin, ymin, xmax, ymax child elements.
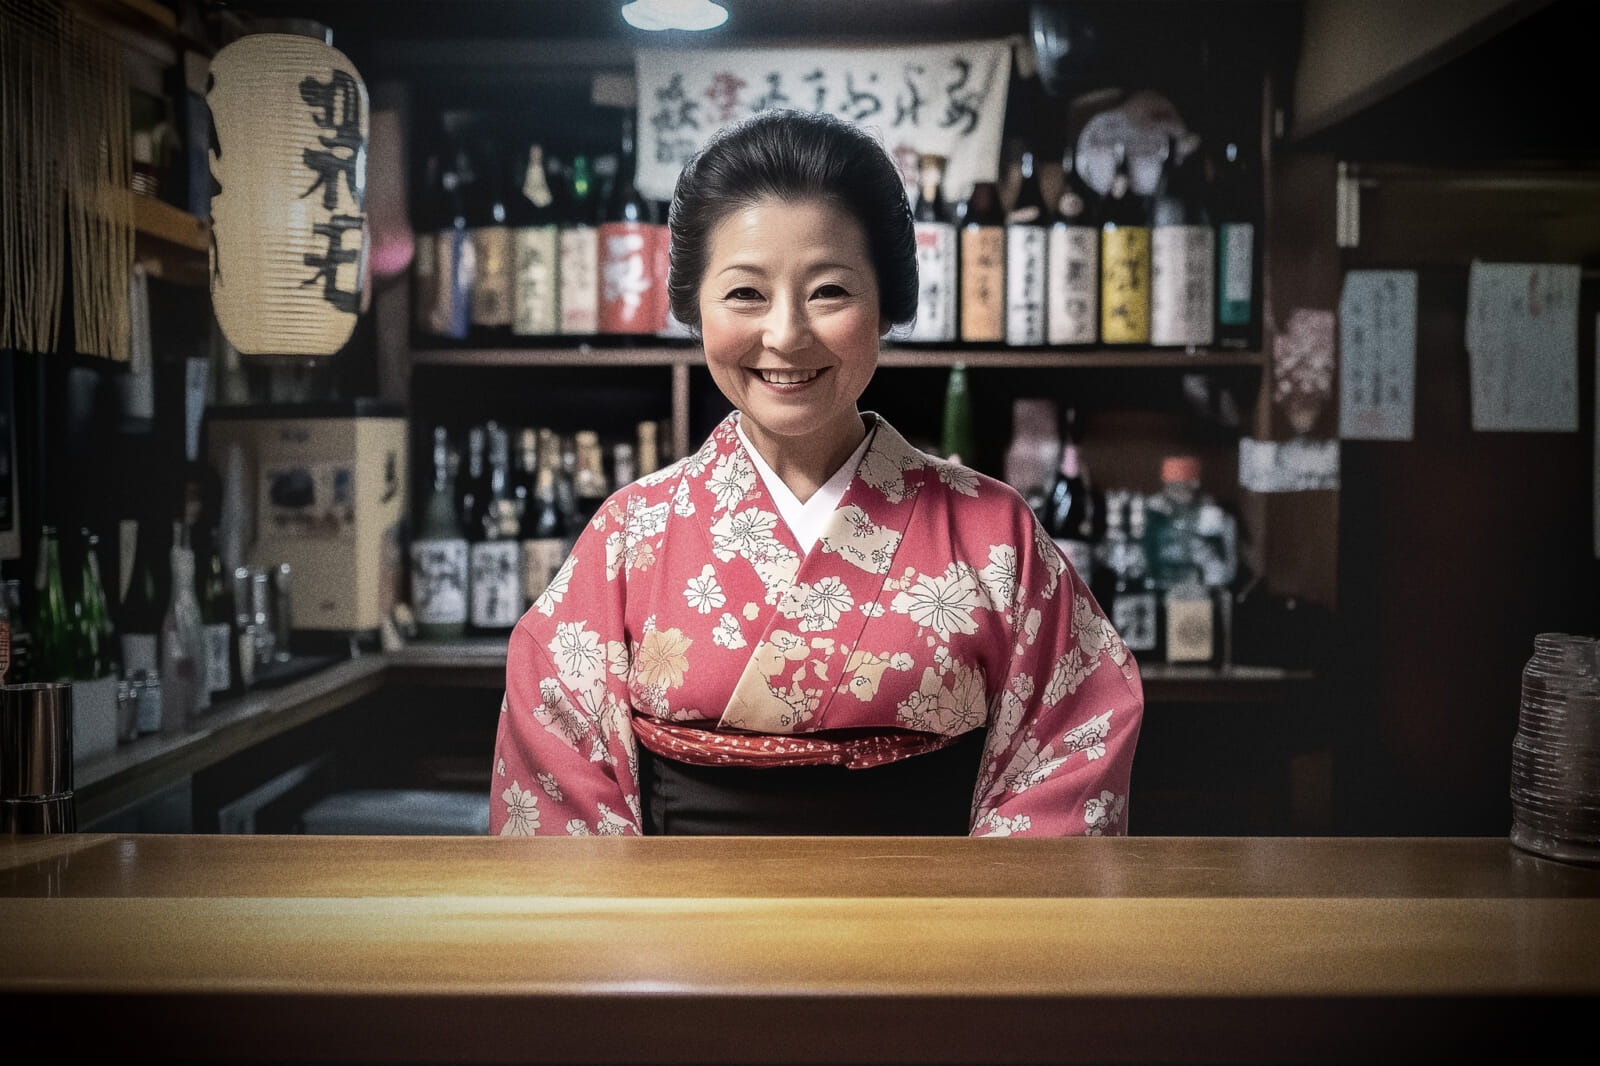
<box><xmin>908</xmin><ymin>135</ymin><xmax>1258</xmax><ymax>350</ymax></box>
<box><xmin>411</xmin><ymin>110</ymin><xmax>1259</xmax><ymax>351</ymax></box>
<box><xmin>411</xmin><ymin>113</ymin><xmax>685</xmax><ymax>343</ymax></box>
<box><xmin>408</xmin><ymin>418</ymin><xmax>667</xmax><ymax>639</ymax></box>
<box><xmin>1015</xmin><ymin>404</ymin><xmax>1240</xmax><ymax>667</ymax></box>
<box><xmin>2</xmin><ymin>518</ymin><xmax>293</xmax><ymax>742</ymax></box>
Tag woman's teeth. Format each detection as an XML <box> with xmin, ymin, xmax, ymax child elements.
<box><xmin>755</xmin><ymin>368</ymin><xmax>821</xmax><ymax>385</ymax></box>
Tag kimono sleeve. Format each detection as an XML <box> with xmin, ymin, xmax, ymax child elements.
<box><xmin>489</xmin><ymin>511</ymin><xmax>642</xmax><ymax>837</ymax></box>
<box><xmin>971</xmin><ymin>521</ymin><xmax>1144</xmax><ymax>837</ymax></box>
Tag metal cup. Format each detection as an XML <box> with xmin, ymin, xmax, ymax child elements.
<box><xmin>1</xmin><ymin>682</ymin><xmax>77</xmax><ymax>834</ymax></box>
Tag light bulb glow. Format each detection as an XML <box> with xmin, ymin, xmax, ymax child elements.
<box><xmin>621</xmin><ymin>0</ymin><xmax>729</xmax><ymax>32</ymax></box>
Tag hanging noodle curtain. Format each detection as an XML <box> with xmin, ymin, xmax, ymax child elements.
<box><xmin>1</xmin><ymin>0</ymin><xmax>132</xmax><ymax>359</ymax></box>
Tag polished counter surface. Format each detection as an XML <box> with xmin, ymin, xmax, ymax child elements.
<box><xmin>1</xmin><ymin>834</ymin><xmax>1595</xmax><ymax>1063</ymax></box>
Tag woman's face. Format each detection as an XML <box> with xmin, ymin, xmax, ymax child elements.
<box><xmin>698</xmin><ymin>196</ymin><xmax>883</xmax><ymax>456</ymax></box>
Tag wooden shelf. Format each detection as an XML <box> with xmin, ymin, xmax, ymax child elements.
<box><xmin>131</xmin><ymin>192</ymin><xmax>209</xmax><ymax>286</ymax></box>
<box><xmin>408</xmin><ymin>344</ymin><xmax>1267</xmax><ymax>370</ymax></box>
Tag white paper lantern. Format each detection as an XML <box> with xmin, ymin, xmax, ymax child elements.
<box><xmin>207</xmin><ymin>32</ymin><xmax>369</xmax><ymax>356</ymax></box>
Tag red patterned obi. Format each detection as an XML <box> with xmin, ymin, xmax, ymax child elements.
<box><xmin>631</xmin><ymin>714</ymin><xmax>961</xmax><ymax>770</ymax></box>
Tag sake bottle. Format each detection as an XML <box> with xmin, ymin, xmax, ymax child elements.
<box><xmin>1004</xmin><ymin>145</ymin><xmax>1049</xmax><ymax>346</ymax></box>
<box><xmin>1099</xmin><ymin>143</ymin><xmax>1151</xmax><ymax>345</ymax></box>
<box><xmin>1047</xmin><ymin>144</ymin><xmax>1099</xmax><ymax>345</ymax></box>
<box><xmin>909</xmin><ymin>153</ymin><xmax>958</xmax><ymax>343</ymax></box>
<box><xmin>958</xmin><ymin>182</ymin><xmax>1006</xmax><ymax>343</ymax></box>
<box><xmin>510</xmin><ymin>142</ymin><xmax>561</xmax><ymax>337</ymax></box>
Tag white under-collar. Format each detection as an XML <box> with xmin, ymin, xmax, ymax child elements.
<box><xmin>735</xmin><ymin>416</ymin><xmax>875</xmax><ymax>555</ymax></box>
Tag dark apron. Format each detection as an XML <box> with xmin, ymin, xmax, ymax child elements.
<box><xmin>637</xmin><ymin>729</ymin><xmax>987</xmax><ymax>836</ymax></box>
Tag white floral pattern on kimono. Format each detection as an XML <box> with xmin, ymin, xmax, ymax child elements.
<box><xmin>491</xmin><ymin>413</ymin><xmax>1143</xmax><ymax>836</ymax></box>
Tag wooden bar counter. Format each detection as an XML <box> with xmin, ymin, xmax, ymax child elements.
<box><xmin>2</xmin><ymin>834</ymin><xmax>1596</xmax><ymax>1064</ymax></box>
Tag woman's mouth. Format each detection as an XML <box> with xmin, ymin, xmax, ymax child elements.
<box><xmin>751</xmin><ymin>367</ymin><xmax>824</xmax><ymax>386</ymax></box>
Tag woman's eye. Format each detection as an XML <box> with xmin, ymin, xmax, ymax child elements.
<box><xmin>725</xmin><ymin>287</ymin><xmax>762</xmax><ymax>301</ymax></box>
<box><xmin>813</xmin><ymin>284</ymin><xmax>850</xmax><ymax>299</ymax></box>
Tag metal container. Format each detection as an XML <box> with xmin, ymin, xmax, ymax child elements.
<box><xmin>1</xmin><ymin>682</ymin><xmax>77</xmax><ymax>833</ymax></box>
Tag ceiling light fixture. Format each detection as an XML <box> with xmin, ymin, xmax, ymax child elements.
<box><xmin>621</xmin><ymin>0</ymin><xmax>729</xmax><ymax>32</ymax></box>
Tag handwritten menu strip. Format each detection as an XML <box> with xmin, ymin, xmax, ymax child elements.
<box><xmin>1466</xmin><ymin>262</ymin><xmax>1580</xmax><ymax>432</ymax></box>
<box><xmin>635</xmin><ymin>41</ymin><xmax>1012</xmax><ymax>204</ymax></box>
<box><xmin>1338</xmin><ymin>270</ymin><xmax>1417</xmax><ymax>441</ymax></box>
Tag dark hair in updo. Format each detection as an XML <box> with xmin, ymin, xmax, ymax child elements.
<box><xmin>667</xmin><ymin>109</ymin><xmax>918</xmax><ymax>333</ymax></box>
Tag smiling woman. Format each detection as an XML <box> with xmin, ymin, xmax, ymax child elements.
<box><xmin>489</xmin><ymin>109</ymin><xmax>1144</xmax><ymax>838</ymax></box>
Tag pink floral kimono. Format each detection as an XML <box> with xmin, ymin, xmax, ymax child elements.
<box><xmin>490</xmin><ymin>413</ymin><xmax>1143</xmax><ymax>836</ymax></box>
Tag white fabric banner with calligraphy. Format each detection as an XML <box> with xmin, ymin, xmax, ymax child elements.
<box><xmin>635</xmin><ymin>41</ymin><xmax>1013</xmax><ymax>204</ymax></box>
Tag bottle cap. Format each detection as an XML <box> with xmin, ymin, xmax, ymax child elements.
<box><xmin>1161</xmin><ymin>456</ymin><xmax>1201</xmax><ymax>483</ymax></box>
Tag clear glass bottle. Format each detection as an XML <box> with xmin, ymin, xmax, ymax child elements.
<box><xmin>75</xmin><ymin>529</ymin><xmax>120</xmax><ymax>681</ymax></box>
<box><xmin>1510</xmin><ymin>633</ymin><xmax>1600</xmax><ymax>864</ymax></box>
<box><xmin>572</xmin><ymin>429</ymin><xmax>611</xmax><ymax>527</ymax></box>
<box><xmin>635</xmin><ymin>420</ymin><xmax>660</xmax><ymax>478</ymax></box>
<box><xmin>468</xmin><ymin>424</ymin><xmax>523</xmax><ymax>635</ymax></box>
<box><xmin>159</xmin><ymin>523</ymin><xmax>206</xmax><ymax>728</ymax></box>
<box><xmin>411</xmin><ymin>425</ymin><xmax>470</xmax><ymax>640</ymax></box>
<box><xmin>1003</xmin><ymin>397</ymin><xmax>1060</xmax><ymax>519</ymax></box>
<box><xmin>196</xmin><ymin>526</ymin><xmax>237</xmax><ymax>699</ymax></box>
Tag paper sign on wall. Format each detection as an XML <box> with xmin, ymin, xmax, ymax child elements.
<box><xmin>1338</xmin><ymin>270</ymin><xmax>1417</xmax><ymax>441</ymax></box>
<box><xmin>1466</xmin><ymin>262</ymin><xmax>1580</xmax><ymax>432</ymax></box>
<box><xmin>635</xmin><ymin>41</ymin><xmax>1012</xmax><ymax>203</ymax></box>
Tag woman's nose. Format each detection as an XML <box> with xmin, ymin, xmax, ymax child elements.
<box><xmin>762</xmin><ymin>295</ymin><xmax>811</xmax><ymax>352</ymax></box>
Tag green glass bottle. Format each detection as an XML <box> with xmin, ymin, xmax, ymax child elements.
<box><xmin>940</xmin><ymin>362</ymin><xmax>977</xmax><ymax>466</ymax></box>
<box><xmin>75</xmin><ymin>529</ymin><xmax>119</xmax><ymax>680</ymax></box>
<box><xmin>32</xmin><ymin>526</ymin><xmax>74</xmax><ymax>682</ymax></box>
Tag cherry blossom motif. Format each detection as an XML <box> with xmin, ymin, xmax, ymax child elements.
<box><xmin>499</xmin><ymin>781</ymin><xmax>540</xmax><ymax>835</ymax></box>
<box><xmin>1044</xmin><ymin>646</ymin><xmax>1094</xmax><ymax>705</ymax></box>
<box><xmin>712</xmin><ymin>612</ymin><xmax>747</xmax><ymax>650</ymax></box>
<box><xmin>1083</xmin><ymin>789</ymin><xmax>1126</xmax><ymax>835</ymax></box>
<box><xmin>1031</xmin><ymin>520</ymin><xmax>1065</xmax><ymax>600</ymax></box>
<box><xmin>890</xmin><ymin>562</ymin><xmax>983</xmax><ymax>639</ymax></box>
<box><xmin>973</xmin><ymin>810</ymin><xmax>1033</xmax><ymax>837</ymax></box>
<box><xmin>855</xmin><ymin>427</ymin><xmax>927</xmax><ymax>503</ymax></box>
<box><xmin>551</xmin><ymin>622</ymin><xmax>606</xmax><ymax>689</ymax></box>
<box><xmin>672</xmin><ymin>477</ymin><xmax>695</xmax><ymax>517</ymax></box>
<box><xmin>819</xmin><ymin>504</ymin><xmax>902</xmax><ymax>574</ymax></box>
<box><xmin>492</xmin><ymin>412</ymin><xmax>1142</xmax><ymax>839</ymax></box>
<box><xmin>1073</xmin><ymin>593</ymin><xmax>1133</xmax><ymax>677</ymax></box>
<box><xmin>684</xmin><ymin>564</ymin><xmax>727</xmax><ymax>614</ymax></box>
<box><xmin>1062</xmin><ymin>709</ymin><xmax>1114</xmax><ymax>760</ymax></box>
<box><xmin>635</xmin><ymin>626</ymin><xmax>692</xmax><ymax>688</ymax></box>
<box><xmin>706</xmin><ymin>450</ymin><xmax>758</xmax><ymax>512</ymax></box>
<box><xmin>895</xmin><ymin>652</ymin><xmax>987</xmax><ymax>735</ymax></box>
<box><xmin>977</xmin><ymin>543</ymin><xmax>1022</xmax><ymax>614</ymax></box>
<box><xmin>535</xmin><ymin>555</ymin><xmax>574</xmax><ymax>615</ymax></box>
<box><xmin>933</xmin><ymin>459</ymin><xmax>980</xmax><ymax>497</ymax></box>
<box><xmin>843</xmin><ymin>648</ymin><xmax>915</xmax><ymax>701</ymax></box>
<box><xmin>778</xmin><ymin>576</ymin><xmax>854</xmax><ymax>632</ymax></box>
